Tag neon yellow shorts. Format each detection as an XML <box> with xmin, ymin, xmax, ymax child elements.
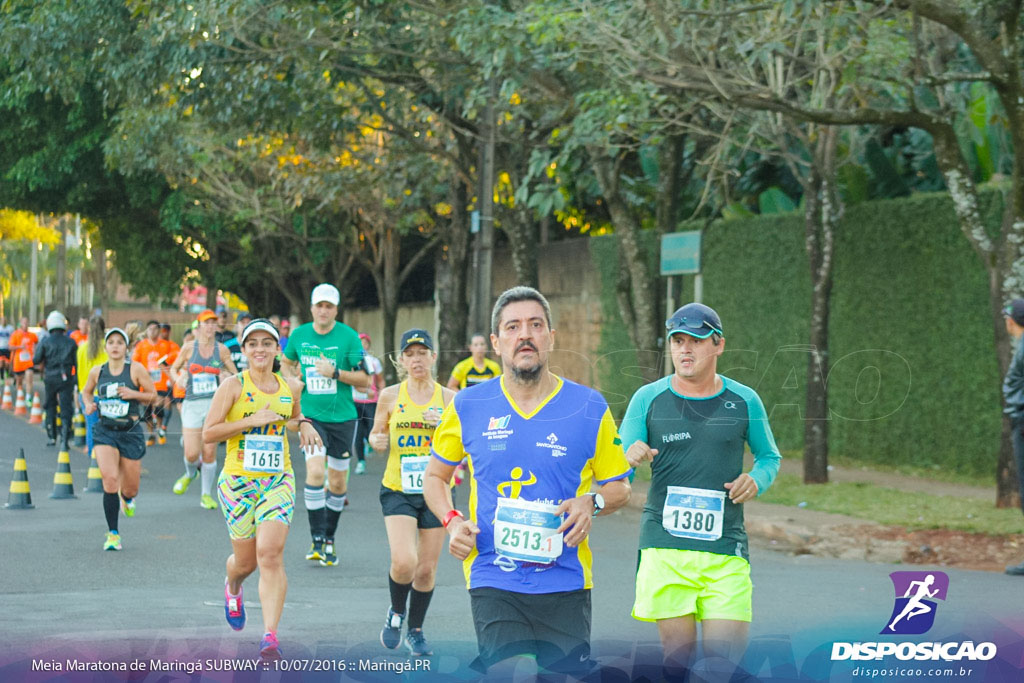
<box><xmin>217</xmin><ymin>470</ymin><xmax>295</xmax><ymax>540</ymax></box>
<box><xmin>632</xmin><ymin>548</ymin><xmax>752</xmax><ymax>622</ymax></box>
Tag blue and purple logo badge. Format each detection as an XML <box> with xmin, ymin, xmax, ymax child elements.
<box><xmin>880</xmin><ymin>570</ymin><xmax>949</xmax><ymax>635</ymax></box>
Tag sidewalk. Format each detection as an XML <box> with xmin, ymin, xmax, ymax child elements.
<box><xmin>625</xmin><ymin>457</ymin><xmax>1001</xmax><ymax>567</ymax></box>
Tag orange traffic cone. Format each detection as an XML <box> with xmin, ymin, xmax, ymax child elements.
<box><xmin>49</xmin><ymin>448</ymin><xmax>76</xmax><ymax>499</ymax></box>
<box><xmin>28</xmin><ymin>393</ymin><xmax>43</xmax><ymax>424</ymax></box>
<box><xmin>13</xmin><ymin>387</ymin><xmax>27</xmax><ymax>416</ymax></box>
<box><xmin>1</xmin><ymin>384</ymin><xmax>12</xmax><ymax>411</ymax></box>
<box><xmin>4</xmin><ymin>448</ymin><xmax>34</xmax><ymax>509</ymax></box>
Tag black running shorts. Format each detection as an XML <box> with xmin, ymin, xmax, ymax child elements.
<box><xmin>468</xmin><ymin>587</ymin><xmax>592</xmax><ymax>674</ymax></box>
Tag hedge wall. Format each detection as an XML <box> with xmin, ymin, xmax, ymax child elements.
<box><xmin>592</xmin><ymin>189</ymin><xmax>1007</xmax><ymax>477</ymax></box>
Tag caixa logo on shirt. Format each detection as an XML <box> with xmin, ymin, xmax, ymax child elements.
<box><xmin>662</xmin><ymin>432</ymin><xmax>691</xmax><ymax>444</ymax></box>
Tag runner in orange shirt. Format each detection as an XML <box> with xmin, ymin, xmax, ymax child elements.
<box><xmin>159</xmin><ymin>323</ymin><xmax>181</xmax><ymax>435</ymax></box>
<box><xmin>132</xmin><ymin>320</ymin><xmax>178</xmax><ymax>446</ymax></box>
<box><xmin>10</xmin><ymin>317</ymin><xmax>38</xmax><ymax>399</ymax></box>
<box><xmin>70</xmin><ymin>316</ymin><xmax>89</xmax><ymax>346</ymax></box>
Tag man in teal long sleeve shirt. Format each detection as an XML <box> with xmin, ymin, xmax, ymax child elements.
<box><xmin>619</xmin><ymin>302</ymin><xmax>780</xmax><ymax>680</ymax></box>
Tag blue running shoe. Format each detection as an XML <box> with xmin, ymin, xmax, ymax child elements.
<box><xmin>224</xmin><ymin>578</ymin><xmax>245</xmax><ymax>631</ymax></box>
<box><xmin>380</xmin><ymin>608</ymin><xmax>404</xmax><ymax>649</ymax></box>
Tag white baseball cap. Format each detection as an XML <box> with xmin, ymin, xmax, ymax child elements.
<box><xmin>311</xmin><ymin>283</ymin><xmax>340</xmax><ymax>306</ymax></box>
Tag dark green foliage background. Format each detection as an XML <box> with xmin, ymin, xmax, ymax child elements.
<box><xmin>592</xmin><ymin>190</ymin><xmax>1006</xmax><ymax>477</ymax></box>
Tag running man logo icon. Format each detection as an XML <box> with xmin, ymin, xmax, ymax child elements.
<box><xmin>880</xmin><ymin>571</ymin><xmax>949</xmax><ymax>635</ymax></box>
<box><xmin>497</xmin><ymin>467</ymin><xmax>537</xmax><ymax>499</ymax></box>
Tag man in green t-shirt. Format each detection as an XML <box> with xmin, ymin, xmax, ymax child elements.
<box><xmin>282</xmin><ymin>283</ymin><xmax>369</xmax><ymax>567</ymax></box>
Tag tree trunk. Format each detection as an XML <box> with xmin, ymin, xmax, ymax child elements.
<box><xmin>802</xmin><ymin>127</ymin><xmax>840</xmax><ymax>484</ymax></box>
<box><xmin>54</xmin><ymin>216</ymin><xmax>67</xmax><ymax>311</ymax></box>
<box><xmin>591</xmin><ymin>150</ymin><xmax>662</xmax><ymax>383</ymax></box>
<box><xmin>378</xmin><ymin>227</ymin><xmax>401</xmax><ymax>385</ymax></box>
<box><xmin>269</xmin><ymin>268</ymin><xmax>308</xmax><ymax>324</ymax></box>
<box><xmin>656</xmin><ymin>134</ymin><xmax>686</xmax><ymax>234</ymax></box>
<box><xmin>931</xmin><ymin>124</ymin><xmax>1021</xmax><ymax>507</ymax></box>
<box><xmin>504</xmin><ymin>206</ymin><xmax>539</xmax><ymax>288</ymax></box>
<box><xmin>93</xmin><ymin>239</ymin><xmax>110</xmax><ymax>314</ymax></box>
<box><xmin>436</xmin><ymin>178</ymin><xmax>472</xmax><ymax>381</ymax></box>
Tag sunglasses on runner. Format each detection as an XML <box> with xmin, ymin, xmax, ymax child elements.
<box><xmin>665</xmin><ymin>304</ymin><xmax>723</xmax><ymax>339</ymax></box>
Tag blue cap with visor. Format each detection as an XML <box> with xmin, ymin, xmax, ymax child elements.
<box><xmin>666</xmin><ymin>303</ymin><xmax>723</xmax><ymax>339</ymax></box>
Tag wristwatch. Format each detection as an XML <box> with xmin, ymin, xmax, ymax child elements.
<box><xmin>588</xmin><ymin>492</ymin><xmax>605</xmax><ymax>517</ymax></box>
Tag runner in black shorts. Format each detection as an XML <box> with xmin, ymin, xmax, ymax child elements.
<box><xmin>281</xmin><ymin>283</ymin><xmax>368</xmax><ymax>567</ymax></box>
<box><xmin>424</xmin><ymin>287</ymin><xmax>632</xmax><ymax>676</ymax></box>
<box><xmin>82</xmin><ymin>328</ymin><xmax>158</xmax><ymax>551</ymax></box>
<box><xmin>0</xmin><ymin>314</ymin><xmax>12</xmax><ymax>383</ymax></box>
<box><xmin>369</xmin><ymin>329</ymin><xmax>454</xmax><ymax>656</ymax></box>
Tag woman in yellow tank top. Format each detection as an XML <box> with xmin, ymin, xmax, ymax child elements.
<box><xmin>203</xmin><ymin>319</ymin><xmax>320</xmax><ymax>661</ymax></box>
<box><xmin>369</xmin><ymin>328</ymin><xmax>454</xmax><ymax>656</ymax></box>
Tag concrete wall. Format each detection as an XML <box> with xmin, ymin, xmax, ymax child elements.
<box><xmin>343</xmin><ymin>238</ymin><xmax>603</xmax><ymax>385</ymax></box>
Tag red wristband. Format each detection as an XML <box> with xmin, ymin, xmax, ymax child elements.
<box><xmin>442</xmin><ymin>509</ymin><xmax>464</xmax><ymax>529</ymax></box>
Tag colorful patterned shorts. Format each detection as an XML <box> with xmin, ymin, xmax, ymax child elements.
<box><xmin>217</xmin><ymin>470</ymin><xmax>295</xmax><ymax>540</ymax></box>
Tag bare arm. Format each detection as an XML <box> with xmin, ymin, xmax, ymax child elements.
<box><xmin>280</xmin><ymin>356</ymin><xmax>301</xmax><ymax>381</ymax></box>
<box><xmin>82</xmin><ymin>366</ymin><xmax>102</xmax><ymax>414</ymax></box>
<box><xmin>368</xmin><ymin>384</ymin><xmax>398</xmax><ymax>452</ymax></box>
<box><xmin>446</xmin><ymin>375</ymin><xmax>460</xmax><ymax>391</ymax></box>
<box><xmin>424</xmin><ymin>456</ymin><xmax>479</xmax><ymax>561</ymax></box>
<box><xmin>219</xmin><ymin>343</ymin><xmax>238</xmax><ymax>375</ymax></box>
<box><xmin>170</xmin><ymin>341</ymin><xmax>191</xmax><ymax>386</ymax></box>
<box><xmin>128</xmin><ymin>361</ymin><xmax>159</xmax><ymax>405</ymax></box>
<box><xmin>201</xmin><ymin>376</ymin><xmax>246</xmax><ymax>443</ymax></box>
<box><xmin>597</xmin><ymin>478</ymin><xmax>631</xmax><ymax>514</ymax></box>
<box><xmin>284</xmin><ymin>377</ymin><xmax>320</xmax><ymax>449</ymax></box>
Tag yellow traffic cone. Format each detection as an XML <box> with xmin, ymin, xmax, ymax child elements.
<box><xmin>28</xmin><ymin>393</ymin><xmax>43</xmax><ymax>424</ymax></box>
<box><xmin>13</xmin><ymin>387</ymin><xmax>27</xmax><ymax>416</ymax></box>
<box><xmin>49</xmin><ymin>448</ymin><xmax>76</xmax><ymax>499</ymax></box>
<box><xmin>85</xmin><ymin>451</ymin><xmax>103</xmax><ymax>493</ymax></box>
<box><xmin>4</xmin><ymin>448</ymin><xmax>34</xmax><ymax>509</ymax></box>
<box><xmin>1</xmin><ymin>383</ymin><xmax>12</xmax><ymax>411</ymax></box>
<box><xmin>73</xmin><ymin>412</ymin><xmax>87</xmax><ymax>447</ymax></box>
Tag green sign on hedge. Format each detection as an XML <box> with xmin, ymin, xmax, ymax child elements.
<box><xmin>661</xmin><ymin>231</ymin><xmax>702</xmax><ymax>275</ymax></box>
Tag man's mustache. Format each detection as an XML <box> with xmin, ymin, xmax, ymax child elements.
<box><xmin>516</xmin><ymin>341</ymin><xmax>538</xmax><ymax>353</ymax></box>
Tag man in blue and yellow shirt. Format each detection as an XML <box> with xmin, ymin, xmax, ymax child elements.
<box><xmin>620</xmin><ymin>302</ymin><xmax>780</xmax><ymax>679</ymax></box>
<box><xmin>425</xmin><ymin>286</ymin><xmax>631</xmax><ymax>675</ymax></box>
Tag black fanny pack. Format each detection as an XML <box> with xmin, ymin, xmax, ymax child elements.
<box><xmin>100</xmin><ymin>414</ymin><xmax>138</xmax><ymax>431</ymax></box>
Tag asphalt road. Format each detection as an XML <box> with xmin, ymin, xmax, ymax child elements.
<box><xmin>1</xmin><ymin>408</ymin><xmax>1021</xmax><ymax>682</ymax></box>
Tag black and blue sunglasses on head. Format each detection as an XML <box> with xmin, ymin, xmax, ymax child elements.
<box><xmin>665</xmin><ymin>303</ymin><xmax>724</xmax><ymax>339</ymax></box>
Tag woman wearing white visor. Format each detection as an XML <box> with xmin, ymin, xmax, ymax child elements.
<box><xmin>203</xmin><ymin>318</ymin><xmax>320</xmax><ymax>661</ymax></box>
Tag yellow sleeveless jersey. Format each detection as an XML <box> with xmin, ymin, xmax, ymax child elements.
<box><xmin>382</xmin><ymin>381</ymin><xmax>445</xmax><ymax>493</ymax></box>
<box><xmin>225</xmin><ymin>371</ymin><xmax>294</xmax><ymax>477</ymax></box>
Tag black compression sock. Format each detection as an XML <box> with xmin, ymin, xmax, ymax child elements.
<box><xmin>103</xmin><ymin>492</ymin><xmax>119</xmax><ymax>532</ymax></box>
<box><xmin>388</xmin><ymin>575</ymin><xmax>412</xmax><ymax>615</ymax></box>
<box><xmin>407</xmin><ymin>587</ymin><xmax>434</xmax><ymax>629</ymax></box>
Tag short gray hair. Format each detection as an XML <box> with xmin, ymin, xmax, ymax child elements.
<box><xmin>490</xmin><ymin>286</ymin><xmax>553</xmax><ymax>335</ymax></box>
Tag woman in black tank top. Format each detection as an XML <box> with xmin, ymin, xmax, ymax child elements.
<box><xmin>82</xmin><ymin>328</ymin><xmax>158</xmax><ymax>551</ymax></box>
